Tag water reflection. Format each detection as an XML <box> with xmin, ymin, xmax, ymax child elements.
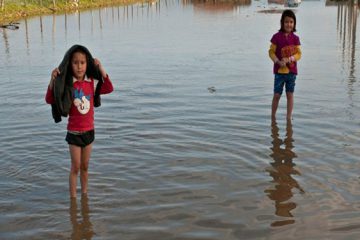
<box><xmin>183</xmin><ymin>0</ymin><xmax>251</xmax><ymax>13</ymax></box>
<box><xmin>78</xmin><ymin>11</ymin><xmax>81</xmax><ymax>31</ymax></box>
<box><xmin>265</xmin><ymin>122</ymin><xmax>304</xmax><ymax>227</ymax></box>
<box><xmin>45</xmin><ymin>1</ymin><xmax>163</xmax><ymax>36</ymax></box>
<box><xmin>39</xmin><ymin>15</ymin><xmax>43</xmax><ymax>34</ymax></box>
<box><xmin>69</xmin><ymin>196</ymin><xmax>94</xmax><ymax>240</ymax></box>
<box><xmin>334</xmin><ymin>1</ymin><xmax>359</xmax><ymax>84</ymax></box>
<box><xmin>6</xmin><ymin>0</ymin><xmax>256</xmax><ymax>55</ymax></box>
<box><xmin>52</xmin><ymin>14</ymin><xmax>56</xmax><ymax>47</ymax></box>
<box><xmin>25</xmin><ymin>18</ymin><xmax>30</xmax><ymax>55</ymax></box>
<box><xmin>1</xmin><ymin>28</ymin><xmax>10</xmax><ymax>56</ymax></box>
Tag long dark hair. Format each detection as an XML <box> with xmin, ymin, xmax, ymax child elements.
<box><xmin>279</xmin><ymin>10</ymin><xmax>296</xmax><ymax>32</ymax></box>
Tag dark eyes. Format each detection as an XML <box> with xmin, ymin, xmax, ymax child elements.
<box><xmin>72</xmin><ymin>61</ymin><xmax>86</xmax><ymax>64</ymax></box>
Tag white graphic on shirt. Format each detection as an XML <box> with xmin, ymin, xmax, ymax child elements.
<box><xmin>73</xmin><ymin>88</ymin><xmax>90</xmax><ymax>114</ymax></box>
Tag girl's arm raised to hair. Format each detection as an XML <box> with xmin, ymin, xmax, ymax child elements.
<box><xmin>93</xmin><ymin>58</ymin><xmax>114</xmax><ymax>94</ymax></box>
<box><xmin>93</xmin><ymin>58</ymin><xmax>113</xmax><ymax>94</ymax></box>
<box><xmin>100</xmin><ymin>75</ymin><xmax>114</xmax><ymax>95</ymax></box>
<box><xmin>45</xmin><ymin>86</ymin><xmax>55</xmax><ymax>104</ymax></box>
<box><xmin>94</xmin><ymin>58</ymin><xmax>108</xmax><ymax>79</ymax></box>
<box><xmin>49</xmin><ymin>68</ymin><xmax>60</xmax><ymax>89</ymax></box>
<box><xmin>45</xmin><ymin>68</ymin><xmax>60</xmax><ymax>104</ymax></box>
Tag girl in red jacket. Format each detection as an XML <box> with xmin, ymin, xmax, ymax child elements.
<box><xmin>46</xmin><ymin>45</ymin><xmax>113</xmax><ymax>198</ymax></box>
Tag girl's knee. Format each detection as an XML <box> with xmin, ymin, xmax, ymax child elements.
<box><xmin>273</xmin><ymin>94</ymin><xmax>281</xmax><ymax>100</ymax></box>
<box><xmin>80</xmin><ymin>163</ymin><xmax>89</xmax><ymax>172</ymax></box>
<box><xmin>71</xmin><ymin>166</ymin><xmax>80</xmax><ymax>175</ymax></box>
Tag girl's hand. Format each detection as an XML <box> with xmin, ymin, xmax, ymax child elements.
<box><xmin>277</xmin><ymin>60</ymin><xmax>287</xmax><ymax>67</ymax></box>
<box><xmin>94</xmin><ymin>58</ymin><xmax>107</xmax><ymax>78</ymax></box>
<box><xmin>94</xmin><ymin>58</ymin><xmax>102</xmax><ymax>68</ymax></box>
<box><xmin>51</xmin><ymin>68</ymin><xmax>60</xmax><ymax>79</ymax></box>
<box><xmin>281</xmin><ymin>57</ymin><xmax>291</xmax><ymax>64</ymax></box>
<box><xmin>49</xmin><ymin>68</ymin><xmax>60</xmax><ymax>89</ymax></box>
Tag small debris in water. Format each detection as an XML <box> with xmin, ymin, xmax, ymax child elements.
<box><xmin>208</xmin><ymin>86</ymin><xmax>216</xmax><ymax>93</ymax></box>
<box><xmin>0</xmin><ymin>22</ymin><xmax>20</xmax><ymax>30</ymax></box>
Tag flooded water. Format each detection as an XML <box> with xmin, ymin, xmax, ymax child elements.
<box><xmin>1</xmin><ymin>0</ymin><xmax>360</xmax><ymax>239</ymax></box>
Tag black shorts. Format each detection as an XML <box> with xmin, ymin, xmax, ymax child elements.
<box><xmin>65</xmin><ymin>130</ymin><xmax>95</xmax><ymax>147</ymax></box>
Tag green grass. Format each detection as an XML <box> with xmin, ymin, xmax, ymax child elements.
<box><xmin>0</xmin><ymin>0</ymin><xmax>147</xmax><ymax>24</ymax></box>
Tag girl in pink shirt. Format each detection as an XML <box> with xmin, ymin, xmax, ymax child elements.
<box><xmin>269</xmin><ymin>10</ymin><xmax>302</xmax><ymax>122</ymax></box>
<box><xmin>46</xmin><ymin>45</ymin><xmax>113</xmax><ymax>198</ymax></box>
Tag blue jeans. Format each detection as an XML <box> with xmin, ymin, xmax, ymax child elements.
<box><xmin>274</xmin><ymin>74</ymin><xmax>296</xmax><ymax>95</ymax></box>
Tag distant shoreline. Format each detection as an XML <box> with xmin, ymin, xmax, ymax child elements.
<box><xmin>0</xmin><ymin>0</ymin><xmax>148</xmax><ymax>25</ymax></box>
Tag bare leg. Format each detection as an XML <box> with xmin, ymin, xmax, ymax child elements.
<box><xmin>286</xmin><ymin>92</ymin><xmax>294</xmax><ymax>121</ymax></box>
<box><xmin>271</xmin><ymin>93</ymin><xmax>281</xmax><ymax>122</ymax></box>
<box><xmin>69</xmin><ymin>144</ymin><xmax>81</xmax><ymax>198</ymax></box>
<box><xmin>80</xmin><ymin>143</ymin><xmax>92</xmax><ymax>195</ymax></box>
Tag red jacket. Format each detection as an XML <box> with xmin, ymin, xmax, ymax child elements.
<box><xmin>46</xmin><ymin>75</ymin><xmax>113</xmax><ymax>131</ymax></box>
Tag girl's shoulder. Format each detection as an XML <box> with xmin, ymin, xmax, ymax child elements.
<box><xmin>270</xmin><ymin>31</ymin><xmax>282</xmax><ymax>42</ymax></box>
<box><xmin>290</xmin><ymin>32</ymin><xmax>301</xmax><ymax>44</ymax></box>
<box><xmin>271</xmin><ymin>31</ymin><xmax>281</xmax><ymax>38</ymax></box>
<box><xmin>292</xmin><ymin>32</ymin><xmax>300</xmax><ymax>38</ymax></box>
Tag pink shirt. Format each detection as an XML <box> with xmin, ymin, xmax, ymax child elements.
<box><xmin>46</xmin><ymin>75</ymin><xmax>113</xmax><ymax>131</ymax></box>
<box><xmin>271</xmin><ymin>31</ymin><xmax>301</xmax><ymax>74</ymax></box>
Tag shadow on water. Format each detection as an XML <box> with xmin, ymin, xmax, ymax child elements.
<box><xmin>265</xmin><ymin>122</ymin><xmax>305</xmax><ymax>227</ymax></box>
<box><xmin>70</xmin><ymin>196</ymin><xmax>95</xmax><ymax>240</ymax></box>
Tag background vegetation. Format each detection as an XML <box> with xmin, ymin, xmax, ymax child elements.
<box><xmin>0</xmin><ymin>0</ymin><xmax>145</xmax><ymax>24</ymax></box>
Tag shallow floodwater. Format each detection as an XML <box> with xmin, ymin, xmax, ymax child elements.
<box><xmin>1</xmin><ymin>0</ymin><xmax>360</xmax><ymax>239</ymax></box>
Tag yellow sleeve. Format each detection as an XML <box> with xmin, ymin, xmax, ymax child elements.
<box><xmin>269</xmin><ymin>43</ymin><xmax>289</xmax><ymax>74</ymax></box>
<box><xmin>268</xmin><ymin>43</ymin><xmax>278</xmax><ymax>62</ymax></box>
<box><xmin>293</xmin><ymin>45</ymin><xmax>301</xmax><ymax>61</ymax></box>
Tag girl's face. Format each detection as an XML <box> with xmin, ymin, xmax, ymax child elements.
<box><xmin>71</xmin><ymin>52</ymin><xmax>87</xmax><ymax>81</ymax></box>
<box><xmin>283</xmin><ymin>16</ymin><xmax>295</xmax><ymax>33</ymax></box>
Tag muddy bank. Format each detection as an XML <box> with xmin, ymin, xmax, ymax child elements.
<box><xmin>0</xmin><ymin>0</ymin><xmax>148</xmax><ymax>24</ymax></box>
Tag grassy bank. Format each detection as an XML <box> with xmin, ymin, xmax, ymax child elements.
<box><xmin>0</xmin><ymin>0</ymin><xmax>147</xmax><ymax>24</ymax></box>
